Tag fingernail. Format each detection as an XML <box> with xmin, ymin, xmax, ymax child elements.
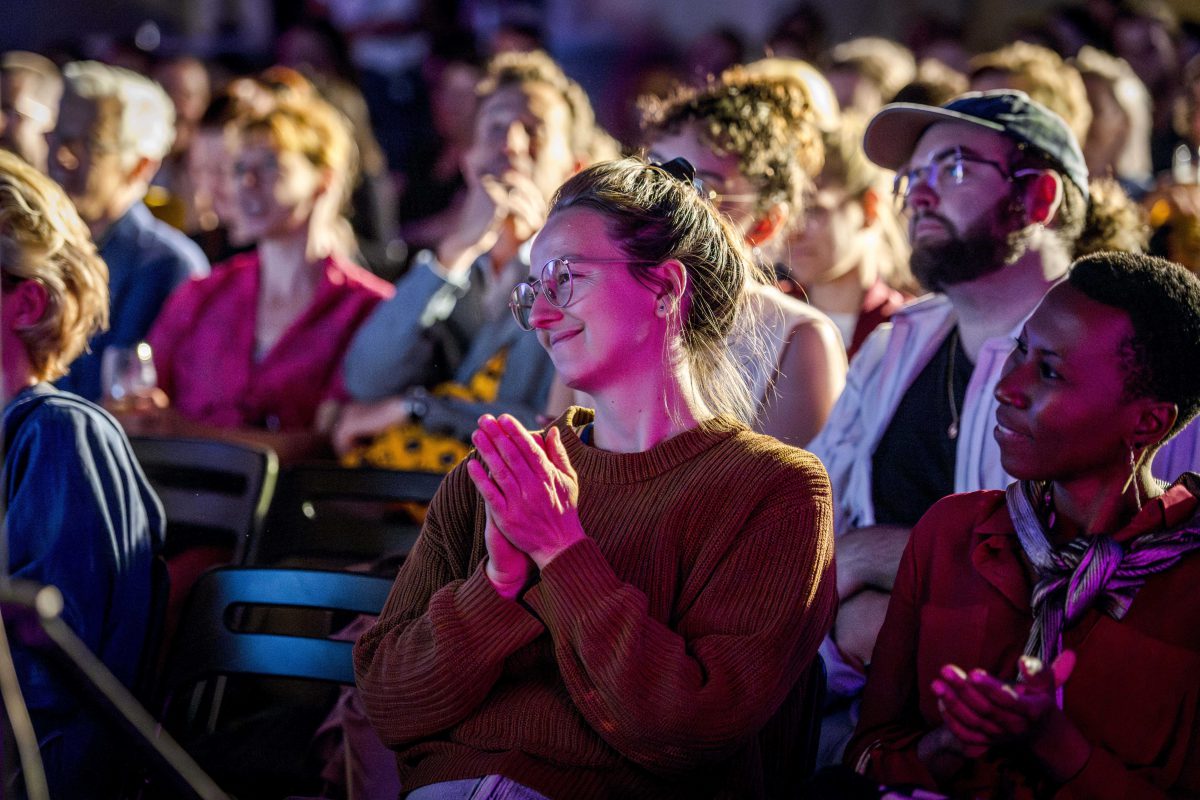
<box><xmin>932</xmin><ymin>680</ymin><xmax>945</xmax><ymax>696</ymax></box>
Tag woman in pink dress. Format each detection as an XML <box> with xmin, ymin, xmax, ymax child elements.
<box><xmin>127</xmin><ymin>87</ymin><xmax>392</xmax><ymax>461</ymax></box>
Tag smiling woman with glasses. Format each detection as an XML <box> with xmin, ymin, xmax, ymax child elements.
<box><xmin>355</xmin><ymin>155</ymin><xmax>836</xmax><ymax>800</ymax></box>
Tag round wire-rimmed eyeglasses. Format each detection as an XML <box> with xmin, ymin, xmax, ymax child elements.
<box><xmin>892</xmin><ymin>146</ymin><xmax>1042</xmax><ymax>210</ymax></box>
<box><xmin>508</xmin><ymin>256</ymin><xmax>660</xmax><ymax>331</ymax></box>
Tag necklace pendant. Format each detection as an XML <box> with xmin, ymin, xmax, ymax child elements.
<box><xmin>947</xmin><ymin>421</ymin><xmax>958</xmax><ymax>440</ymax></box>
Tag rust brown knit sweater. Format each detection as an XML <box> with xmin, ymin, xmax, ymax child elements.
<box><xmin>353</xmin><ymin>408</ymin><xmax>836</xmax><ymax>799</ymax></box>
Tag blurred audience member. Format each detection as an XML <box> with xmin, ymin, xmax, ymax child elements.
<box><xmin>644</xmin><ymin>67</ymin><xmax>846</xmax><ymax>446</ymax></box>
<box><xmin>185</xmin><ymin>88</ymin><xmax>256</xmax><ymax>263</ymax></box>
<box><xmin>765</xmin><ymin>4</ymin><xmax>829</xmax><ymax>64</ymax></box>
<box><xmin>827</xmin><ymin>37</ymin><xmax>917</xmax><ymax>117</ymax></box>
<box><xmin>1169</xmin><ymin>52</ymin><xmax>1200</xmax><ymax>179</ymax></box>
<box><xmin>744</xmin><ymin>56</ymin><xmax>842</xmax><ymax>133</ymax></box>
<box><xmin>137</xmin><ymin>92</ymin><xmax>393</xmax><ymax>461</ymax></box>
<box><xmin>309</xmin><ymin>71</ymin><xmax>404</xmax><ymax>279</ymax></box>
<box><xmin>49</xmin><ymin>60</ymin><xmax>210</xmax><ymax>403</ymax></box>
<box><xmin>1075</xmin><ymin>175</ymin><xmax>1150</xmax><ymax>254</ymax></box>
<box><xmin>785</xmin><ymin>113</ymin><xmax>914</xmax><ymax>358</ymax></box>
<box><xmin>969</xmin><ymin>41</ymin><xmax>1094</xmax><ymax>145</ymax></box>
<box><xmin>0</xmin><ymin>51</ymin><xmax>62</xmax><ymax>171</ymax></box>
<box><xmin>891</xmin><ymin>58</ymin><xmax>969</xmax><ymax>107</ymax></box>
<box><xmin>400</xmin><ymin>45</ymin><xmax>483</xmax><ymax>252</ymax></box>
<box><xmin>276</xmin><ymin>16</ymin><xmax>359</xmax><ymax>85</ymax></box>
<box><xmin>146</xmin><ymin>55</ymin><xmax>213</xmax><ymax>231</ymax></box>
<box><xmin>1112</xmin><ymin>0</ymin><xmax>1184</xmax><ymax>171</ymax></box>
<box><xmin>309</xmin><ymin>0</ymin><xmax>432</xmax><ymax>178</ymax></box>
<box><xmin>333</xmin><ymin>50</ymin><xmax>586</xmax><ymax>469</ymax></box>
<box><xmin>1146</xmin><ymin>179</ymin><xmax>1200</xmax><ymax>272</ymax></box>
<box><xmin>0</xmin><ymin>148</ymin><xmax>164</xmax><ymax>799</ymax></box>
<box><xmin>1073</xmin><ymin>46</ymin><xmax>1155</xmax><ymax>197</ymax></box>
<box><xmin>684</xmin><ymin>26</ymin><xmax>745</xmax><ymax>86</ymax></box>
<box><xmin>904</xmin><ymin>13</ymin><xmax>972</xmax><ymax>74</ymax></box>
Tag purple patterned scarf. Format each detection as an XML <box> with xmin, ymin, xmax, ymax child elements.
<box><xmin>1007</xmin><ymin>475</ymin><xmax>1200</xmax><ymax>664</ymax></box>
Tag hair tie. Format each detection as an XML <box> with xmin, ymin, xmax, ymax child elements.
<box><xmin>651</xmin><ymin>157</ymin><xmax>706</xmax><ymax>197</ymax></box>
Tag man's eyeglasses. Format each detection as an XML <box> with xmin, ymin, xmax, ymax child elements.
<box><xmin>509</xmin><ymin>256</ymin><xmax>658</xmax><ymax>331</ymax></box>
<box><xmin>892</xmin><ymin>147</ymin><xmax>1040</xmax><ymax>208</ymax></box>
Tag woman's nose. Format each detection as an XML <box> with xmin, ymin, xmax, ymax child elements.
<box><xmin>994</xmin><ymin>359</ymin><xmax>1030</xmax><ymax>409</ymax></box>
<box><xmin>528</xmin><ymin>289</ymin><xmax>561</xmax><ymax>329</ymax></box>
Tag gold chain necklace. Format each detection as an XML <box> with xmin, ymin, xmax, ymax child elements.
<box><xmin>946</xmin><ymin>327</ymin><xmax>961</xmax><ymax>440</ymax></box>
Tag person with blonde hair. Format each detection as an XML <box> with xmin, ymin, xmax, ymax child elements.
<box><xmin>355</xmin><ymin>156</ymin><xmax>835</xmax><ymax>798</ymax></box>
<box><xmin>969</xmin><ymin>42</ymin><xmax>1093</xmax><ymax>145</ymax></box>
<box><xmin>1073</xmin><ymin>46</ymin><xmax>1155</xmax><ymax>197</ymax></box>
<box><xmin>129</xmin><ymin>88</ymin><xmax>393</xmax><ymax>461</ymax></box>
<box><xmin>0</xmin><ymin>149</ymin><xmax>164</xmax><ymax>797</ymax></box>
<box><xmin>49</xmin><ymin>60</ymin><xmax>210</xmax><ymax>402</ymax></box>
<box><xmin>0</xmin><ymin>50</ymin><xmax>62</xmax><ymax>172</ymax></box>
<box><xmin>826</xmin><ymin>37</ymin><xmax>918</xmax><ymax>117</ymax></box>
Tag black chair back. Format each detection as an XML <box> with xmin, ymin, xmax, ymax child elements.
<box><xmin>130</xmin><ymin>436</ymin><xmax>279</xmax><ymax>561</ymax></box>
<box><xmin>248</xmin><ymin>465</ymin><xmax>442</xmax><ymax>568</ymax></box>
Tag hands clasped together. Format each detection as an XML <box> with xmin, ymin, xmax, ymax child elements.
<box><xmin>928</xmin><ymin>651</ymin><xmax>1091</xmax><ymax>781</ymax></box>
<box><xmin>466</xmin><ymin>414</ymin><xmax>586</xmax><ymax>600</ymax></box>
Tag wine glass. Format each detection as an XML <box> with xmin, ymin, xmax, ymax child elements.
<box><xmin>101</xmin><ymin>342</ymin><xmax>158</xmax><ymax>410</ymax></box>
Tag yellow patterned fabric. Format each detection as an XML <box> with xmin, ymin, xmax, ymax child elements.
<box><xmin>343</xmin><ymin>348</ymin><xmax>509</xmax><ymax>472</ymax></box>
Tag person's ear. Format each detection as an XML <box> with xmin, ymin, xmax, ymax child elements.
<box><xmin>1024</xmin><ymin>171</ymin><xmax>1063</xmax><ymax>226</ymax></box>
<box><xmin>128</xmin><ymin>155</ymin><xmax>162</xmax><ymax>186</ymax></box>
<box><xmin>746</xmin><ymin>201</ymin><xmax>790</xmax><ymax>247</ymax></box>
<box><xmin>9</xmin><ymin>280</ymin><xmax>49</xmax><ymax>330</ymax></box>
<box><xmin>653</xmin><ymin>259</ymin><xmax>689</xmax><ymax>319</ymax></box>
<box><xmin>860</xmin><ymin>187</ymin><xmax>880</xmax><ymax>226</ymax></box>
<box><xmin>1130</xmin><ymin>400</ymin><xmax>1178</xmax><ymax>453</ymax></box>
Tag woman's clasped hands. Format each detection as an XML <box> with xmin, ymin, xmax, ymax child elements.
<box><xmin>929</xmin><ymin>650</ymin><xmax>1092</xmax><ymax>781</ymax></box>
<box><xmin>466</xmin><ymin>414</ymin><xmax>585</xmax><ymax>600</ymax></box>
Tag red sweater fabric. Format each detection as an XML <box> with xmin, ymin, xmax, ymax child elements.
<box><xmin>354</xmin><ymin>408</ymin><xmax>836</xmax><ymax>799</ymax></box>
<box><xmin>847</xmin><ymin>485</ymin><xmax>1200</xmax><ymax>799</ymax></box>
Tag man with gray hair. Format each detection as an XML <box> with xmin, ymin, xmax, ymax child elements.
<box><xmin>48</xmin><ymin>60</ymin><xmax>209</xmax><ymax>402</ymax></box>
<box><xmin>0</xmin><ymin>50</ymin><xmax>62</xmax><ymax>171</ymax></box>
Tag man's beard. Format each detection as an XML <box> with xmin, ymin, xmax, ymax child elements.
<box><xmin>909</xmin><ymin>200</ymin><xmax>1031</xmax><ymax>292</ymax></box>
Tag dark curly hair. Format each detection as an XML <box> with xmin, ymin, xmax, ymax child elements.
<box><xmin>640</xmin><ymin>66</ymin><xmax>823</xmax><ymax>221</ymax></box>
<box><xmin>1067</xmin><ymin>251</ymin><xmax>1200</xmax><ymax>445</ymax></box>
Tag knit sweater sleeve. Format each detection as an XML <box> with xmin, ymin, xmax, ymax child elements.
<box><xmin>523</xmin><ymin>456</ymin><xmax>837</xmax><ymax>776</ymax></box>
<box><xmin>352</xmin><ymin>465</ymin><xmax>545</xmax><ymax>748</ymax></box>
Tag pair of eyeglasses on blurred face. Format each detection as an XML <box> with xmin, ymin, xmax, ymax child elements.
<box><xmin>892</xmin><ymin>146</ymin><xmax>1041</xmax><ymax>209</ymax></box>
<box><xmin>508</xmin><ymin>256</ymin><xmax>659</xmax><ymax>332</ymax></box>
